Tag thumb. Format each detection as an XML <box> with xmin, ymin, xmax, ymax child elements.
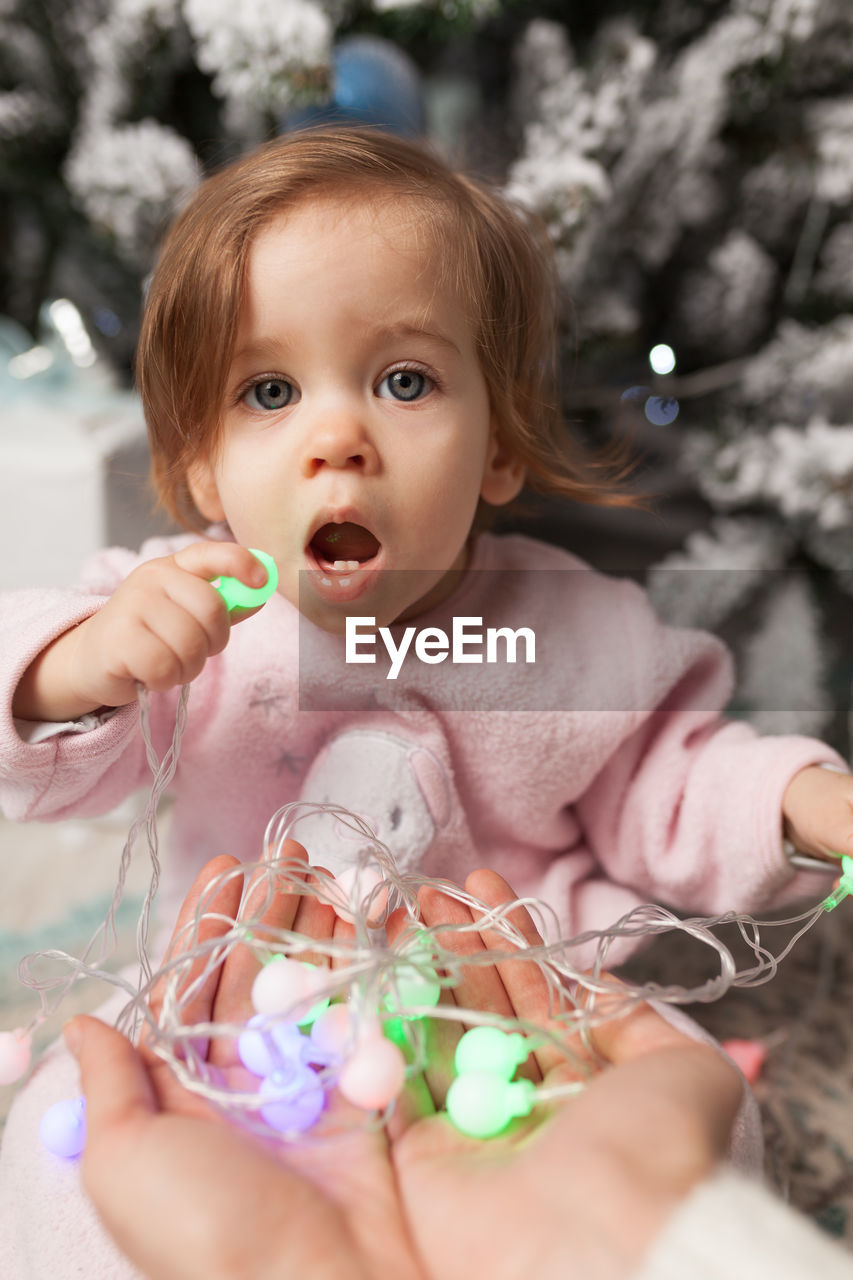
<box><xmin>65</xmin><ymin>1016</ymin><xmax>158</xmax><ymax>1137</ymax></box>
<box><xmin>171</xmin><ymin>543</ymin><xmax>279</xmax><ymax>619</ymax></box>
<box><xmin>212</xmin><ymin>548</ymin><xmax>279</xmax><ymax>616</ymax></box>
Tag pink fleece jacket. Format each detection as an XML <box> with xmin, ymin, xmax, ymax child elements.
<box><xmin>0</xmin><ymin>529</ymin><xmax>844</xmax><ymax>944</ymax></box>
<box><xmin>0</xmin><ymin>530</ymin><xmax>845</xmax><ymax>1277</ymax></box>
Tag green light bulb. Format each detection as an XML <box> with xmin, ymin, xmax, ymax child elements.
<box><xmin>383</xmin><ymin>1015</ymin><xmax>409</xmax><ymax>1047</ymax></box>
<box><xmin>446</xmin><ymin>1071</ymin><xmax>535</xmax><ymax>1138</ymax></box>
<box><xmin>822</xmin><ymin>853</ymin><xmax>853</xmax><ymax>911</ymax></box>
<box><xmin>454</xmin><ymin>1027</ymin><xmax>529</xmax><ymax>1080</ymax></box>
<box><xmin>214</xmin><ymin>549</ymin><xmax>278</xmax><ymax>611</ymax></box>
<box><xmin>384</xmin><ymin>954</ymin><xmax>441</xmax><ymax>1017</ymax></box>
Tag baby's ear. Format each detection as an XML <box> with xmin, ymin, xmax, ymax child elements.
<box><xmin>187</xmin><ymin>455</ymin><xmax>227</xmax><ymax>523</ymax></box>
<box><xmin>479</xmin><ymin>427</ymin><xmax>525</xmax><ymax>507</ymax></box>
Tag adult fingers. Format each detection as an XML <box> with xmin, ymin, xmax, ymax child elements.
<box><xmin>417</xmin><ymin>881</ymin><xmax>517</xmax><ymax>1023</ymax></box>
<box><xmin>588</xmin><ymin>995</ymin><xmax>728</xmax><ymax>1070</ymax></box>
<box><xmin>556</xmin><ymin>1036</ymin><xmax>742</xmax><ymax>1172</ymax></box>
<box><xmin>410</xmin><ymin>881</ymin><xmax>535</xmax><ymax>1096</ymax></box>
<box><xmin>290</xmin><ymin>867</ymin><xmax>342</xmax><ymax>971</ymax></box>
<box><xmin>464</xmin><ymin>869</ymin><xmax>572</xmax><ymax>1079</ymax></box>
<box><xmin>143</xmin><ymin>854</ymin><xmax>245</xmax><ymax>1064</ymax></box>
<box><xmin>207</xmin><ymin>842</ymin><xmax>338</xmax><ymax>1067</ymax></box>
<box><xmin>66</xmin><ymin>1015</ymin><xmax>156</xmax><ymax>1138</ymax></box>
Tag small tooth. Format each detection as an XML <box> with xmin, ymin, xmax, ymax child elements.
<box><xmin>332</xmin><ymin>560</ymin><xmax>347</xmax><ymax>571</ymax></box>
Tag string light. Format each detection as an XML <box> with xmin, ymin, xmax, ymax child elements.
<box><xmin>0</xmin><ymin>683</ymin><xmax>842</xmax><ymax>1160</ymax></box>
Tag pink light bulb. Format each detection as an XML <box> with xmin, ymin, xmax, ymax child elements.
<box><xmin>251</xmin><ymin>958</ymin><xmax>329</xmax><ymax>1025</ymax></box>
<box><xmin>0</xmin><ymin>1028</ymin><xmax>31</xmax><ymax>1085</ymax></box>
<box><xmin>327</xmin><ymin>866</ymin><xmax>389</xmax><ymax>924</ymax></box>
<box><xmin>309</xmin><ymin>1004</ymin><xmax>353</xmax><ymax>1061</ymax></box>
<box><xmin>252</xmin><ymin>957</ymin><xmax>312</xmax><ymax>1016</ymax></box>
<box><xmin>337</xmin><ymin>1034</ymin><xmax>406</xmax><ymax>1110</ymax></box>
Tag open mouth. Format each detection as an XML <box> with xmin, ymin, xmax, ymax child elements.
<box><xmin>309</xmin><ymin>522</ymin><xmax>381</xmax><ymax>573</ymax></box>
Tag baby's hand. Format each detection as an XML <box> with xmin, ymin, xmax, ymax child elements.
<box><xmin>13</xmin><ymin>543</ymin><xmax>273</xmax><ymax>721</ymax></box>
<box><xmin>782</xmin><ymin>765</ymin><xmax>853</xmax><ymax>864</ymax></box>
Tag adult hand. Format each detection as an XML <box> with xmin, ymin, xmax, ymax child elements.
<box><xmin>69</xmin><ymin>856</ymin><xmax>742</xmax><ymax>1280</ymax></box>
<box><xmin>387</xmin><ymin>869</ymin><xmax>743</xmax><ymax>1280</ymax></box>
<box><xmin>66</xmin><ymin>847</ymin><xmax>422</xmax><ymax>1280</ymax></box>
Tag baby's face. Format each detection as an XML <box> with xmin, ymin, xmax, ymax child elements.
<box><xmin>190</xmin><ymin>196</ymin><xmax>521</xmax><ymax>631</ymax></box>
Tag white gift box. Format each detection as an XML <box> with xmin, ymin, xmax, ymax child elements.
<box><xmin>0</xmin><ymin>392</ymin><xmax>173</xmax><ymax>590</ymax></box>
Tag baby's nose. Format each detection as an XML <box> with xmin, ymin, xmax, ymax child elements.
<box><xmin>302</xmin><ymin>406</ymin><xmax>379</xmax><ymax>475</ymax></box>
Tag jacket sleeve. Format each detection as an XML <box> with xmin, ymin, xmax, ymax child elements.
<box><xmin>0</xmin><ymin>540</ymin><xmax>189</xmax><ymax>822</ymax></box>
<box><xmin>634</xmin><ymin>1169</ymin><xmax>853</xmax><ymax>1280</ymax></box>
<box><xmin>573</xmin><ymin>577</ymin><xmax>847</xmax><ymax>914</ymax></box>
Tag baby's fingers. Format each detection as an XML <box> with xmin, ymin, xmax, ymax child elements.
<box><xmin>783</xmin><ymin>765</ymin><xmax>853</xmax><ymax>862</ymax></box>
<box><xmin>172</xmin><ymin>543</ymin><xmax>276</xmax><ymax>626</ymax></box>
<box><xmin>126</xmin><ymin>599</ymin><xmax>224</xmax><ymax>692</ymax></box>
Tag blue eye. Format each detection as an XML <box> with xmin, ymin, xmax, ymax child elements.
<box><xmin>377</xmin><ymin>369</ymin><xmax>431</xmax><ymax>402</ymax></box>
<box><xmin>245</xmin><ymin>378</ymin><xmax>299</xmax><ymax>410</ymax></box>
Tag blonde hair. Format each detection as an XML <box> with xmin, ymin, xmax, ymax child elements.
<box><xmin>137</xmin><ymin>126</ymin><xmax>637</xmax><ymax>528</ymax></box>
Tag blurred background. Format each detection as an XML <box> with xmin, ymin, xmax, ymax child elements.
<box><xmin>2</xmin><ymin>0</ymin><xmax>853</xmax><ymax>752</ymax></box>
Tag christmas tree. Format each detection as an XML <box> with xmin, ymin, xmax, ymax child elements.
<box><xmin>0</xmin><ymin>0</ymin><xmax>493</xmax><ymax>371</ymax></box>
<box><xmin>505</xmin><ymin>0</ymin><xmax>853</xmax><ymax>751</ymax></box>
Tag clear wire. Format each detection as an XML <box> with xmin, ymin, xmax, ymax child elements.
<box><xmin>10</xmin><ymin>683</ymin><xmax>839</xmax><ymax>1141</ymax></box>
